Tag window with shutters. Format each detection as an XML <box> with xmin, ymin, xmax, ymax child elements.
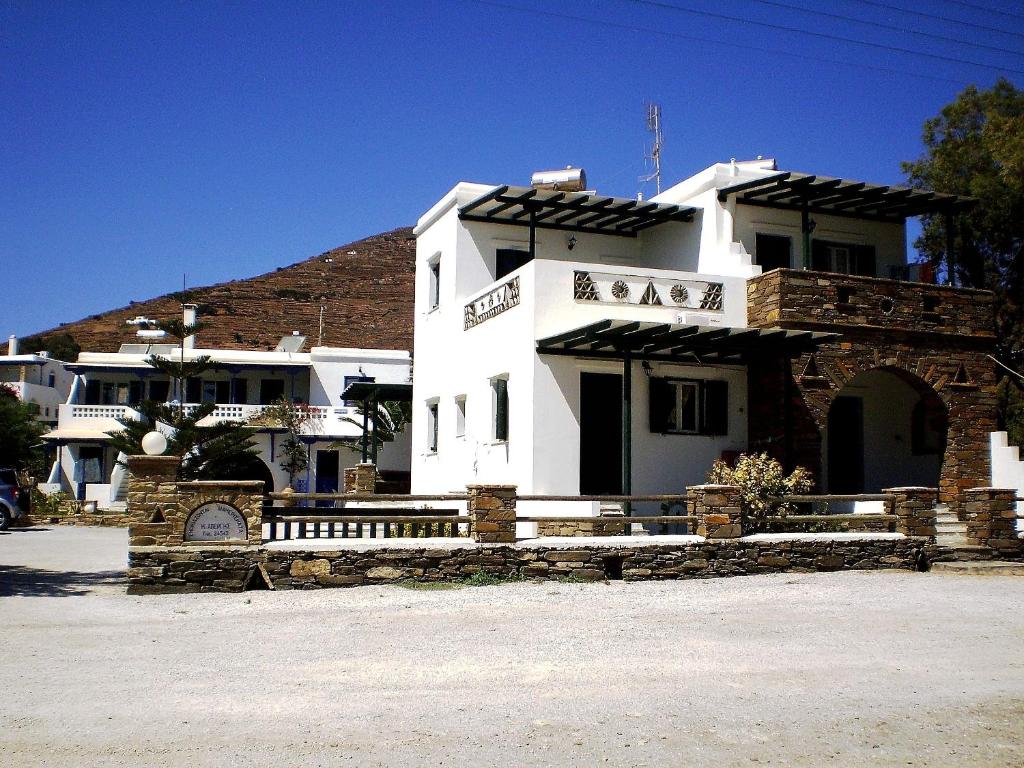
<box><xmin>491</xmin><ymin>376</ymin><xmax>509</xmax><ymax>442</ymax></box>
<box><xmin>428</xmin><ymin>255</ymin><xmax>441</xmax><ymax>310</ymax></box>
<box><xmin>754</xmin><ymin>233</ymin><xmax>792</xmax><ymax>272</ymax></box>
<box><xmin>649</xmin><ymin>377</ymin><xmax>728</xmax><ymax>435</ymax></box>
<box><xmin>811</xmin><ymin>239</ymin><xmax>877</xmax><ymax>277</ymax></box>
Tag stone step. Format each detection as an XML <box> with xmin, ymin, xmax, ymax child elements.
<box><xmin>935</xmin><ymin>522</ymin><xmax>967</xmax><ymax>534</ymax></box>
<box><xmin>930</xmin><ymin>560</ymin><xmax>1024</xmax><ymax>576</ymax></box>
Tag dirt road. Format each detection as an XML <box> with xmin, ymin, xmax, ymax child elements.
<box><xmin>2</xmin><ymin>526</ymin><xmax>1022</xmax><ymax>767</ymax></box>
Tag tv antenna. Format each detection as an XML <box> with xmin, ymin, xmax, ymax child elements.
<box><xmin>639</xmin><ymin>102</ymin><xmax>664</xmax><ymax>195</ymax></box>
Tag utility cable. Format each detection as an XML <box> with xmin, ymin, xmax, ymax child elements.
<box><xmin>467</xmin><ymin>0</ymin><xmax>972</xmax><ymax>86</ymax></box>
<box><xmin>744</xmin><ymin>0</ymin><xmax>1024</xmax><ymax>57</ymax></box>
<box><xmin>941</xmin><ymin>0</ymin><xmax>1024</xmax><ymax>23</ymax></box>
<box><xmin>846</xmin><ymin>0</ymin><xmax>1024</xmax><ymax>42</ymax></box>
<box><xmin>624</xmin><ymin>0</ymin><xmax>1024</xmax><ymax>75</ymax></box>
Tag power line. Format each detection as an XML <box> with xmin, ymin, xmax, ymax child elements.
<box><xmin>467</xmin><ymin>0</ymin><xmax>971</xmax><ymax>86</ymax></box>
<box><xmin>625</xmin><ymin>0</ymin><xmax>1024</xmax><ymax>75</ymax></box>
<box><xmin>744</xmin><ymin>0</ymin><xmax>1024</xmax><ymax>57</ymax></box>
<box><xmin>846</xmin><ymin>0</ymin><xmax>1024</xmax><ymax>42</ymax></box>
<box><xmin>941</xmin><ymin>0</ymin><xmax>1024</xmax><ymax>23</ymax></box>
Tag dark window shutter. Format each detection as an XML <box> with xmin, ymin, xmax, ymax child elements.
<box><xmin>185</xmin><ymin>377</ymin><xmax>201</xmax><ymax>403</ymax></box>
<box><xmin>128</xmin><ymin>380</ymin><xmax>143</xmax><ymax>405</ymax></box>
<box><xmin>84</xmin><ymin>379</ymin><xmax>101</xmax><ymax>405</ymax></box>
<box><xmin>149</xmin><ymin>379</ymin><xmax>170</xmax><ymax>403</ymax></box>
<box><xmin>215</xmin><ymin>380</ymin><xmax>230</xmax><ymax>403</ymax></box>
<box><xmin>649</xmin><ymin>377</ymin><xmax>673</xmax><ymax>433</ymax></box>
<box><xmin>811</xmin><ymin>239</ymin><xmax>830</xmax><ymax>272</ymax></box>
<box><xmin>234</xmin><ymin>379</ymin><xmax>248</xmax><ymax>404</ymax></box>
<box><xmin>855</xmin><ymin>245</ymin><xmax>876</xmax><ymax>277</ymax></box>
<box><xmin>494</xmin><ymin>379</ymin><xmax>509</xmax><ymax>441</ymax></box>
<box><xmin>701</xmin><ymin>380</ymin><xmax>729</xmax><ymax>436</ymax></box>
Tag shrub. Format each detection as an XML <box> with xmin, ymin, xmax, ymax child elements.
<box><xmin>706</xmin><ymin>452</ymin><xmax>814</xmax><ymax>533</ymax></box>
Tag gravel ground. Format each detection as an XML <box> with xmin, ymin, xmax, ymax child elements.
<box><xmin>2</xmin><ymin>526</ymin><xmax>1023</xmax><ymax>767</ymax></box>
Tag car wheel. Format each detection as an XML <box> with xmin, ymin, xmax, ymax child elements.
<box><xmin>0</xmin><ymin>505</ymin><xmax>10</xmax><ymax>531</ymax></box>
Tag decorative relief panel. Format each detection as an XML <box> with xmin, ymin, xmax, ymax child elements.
<box><xmin>464</xmin><ymin>276</ymin><xmax>521</xmax><ymax>330</ymax></box>
<box><xmin>573</xmin><ymin>271</ymin><xmax>724</xmax><ymax>311</ymax></box>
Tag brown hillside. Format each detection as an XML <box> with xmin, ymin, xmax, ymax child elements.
<box><xmin>26</xmin><ymin>227</ymin><xmax>416</xmax><ymax>355</ymax></box>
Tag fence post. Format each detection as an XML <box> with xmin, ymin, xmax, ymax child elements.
<box><xmin>467</xmin><ymin>484</ymin><xmax>517</xmax><ymax>544</ymax></box>
<box><xmin>689</xmin><ymin>484</ymin><xmax>743</xmax><ymax>539</ymax></box>
<box><xmin>126</xmin><ymin>455</ymin><xmax>181</xmax><ymax>525</ymax></box>
<box><xmin>344</xmin><ymin>462</ymin><xmax>377</xmax><ymax>494</ymax></box>
<box><xmin>963</xmin><ymin>488</ymin><xmax>1021</xmax><ymax>557</ymax></box>
<box><xmin>883</xmin><ymin>487</ymin><xmax>937</xmax><ymax>538</ymax></box>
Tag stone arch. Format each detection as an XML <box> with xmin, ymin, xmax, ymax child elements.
<box><xmin>748</xmin><ymin>342</ymin><xmax>996</xmax><ymax>511</ymax></box>
<box><xmin>822</xmin><ymin>366</ymin><xmax>947</xmax><ymax>494</ymax></box>
<box><xmin>203</xmin><ymin>453</ymin><xmax>275</xmax><ymax>495</ymax></box>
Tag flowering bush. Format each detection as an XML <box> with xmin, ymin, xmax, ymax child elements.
<box><xmin>706</xmin><ymin>452</ymin><xmax>814</xmax><ymax>533</ymax></box>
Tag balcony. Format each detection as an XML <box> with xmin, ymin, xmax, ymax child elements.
<box><xmin>186</xmin><ymin>403</ymin><xmax>363</xmax><ymax>439</ymax></box>
<box><xmin>747</xmin><ymin>269</ymin><xmax>996</xmax><ymax>340</ymax></box>
<box><xmin>57</xmin><ymin>404</ymin><xmax>143</xmax><ymax>433</ymax></box>
<box><xmin>531</xmin><ymin>259</ymin><xmax>749</xmax><ymax>338</ymax></box>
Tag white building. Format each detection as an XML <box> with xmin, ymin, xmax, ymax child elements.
<box><xmin>42</xmin><ymin>325</ymin><xmax>412</xmax><ymax>508</ymax></box>
<box><xmin>0</xmin><ymin>335</ymin><xmax>74</xmax><ymax>428</ymax></box>
<box><xmin>409</xmin><ymin>160</ymin><xmax>984</xmax><ymax>513</ymax></box>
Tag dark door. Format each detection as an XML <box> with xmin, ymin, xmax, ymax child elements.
<box><xmin>828</xmin><ymin>396</ymin><xmax>864</xmax><ymax>493</ymax></box>
<box><xmin>315</xmin><ymin>450</ymin><xmax>340</xmax><ymax>508</ymax></box>
<box><xmin>580</xmin><ymin>373</ymin><xmax>622</xmax><ymax>495</ymax></box>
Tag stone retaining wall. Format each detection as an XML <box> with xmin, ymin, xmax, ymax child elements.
<box><xmin>128</xmin><ymin>536</ymin><xmax>940</xmax><ymax>594</ymax></box>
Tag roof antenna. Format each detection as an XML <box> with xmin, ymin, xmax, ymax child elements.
<box><xmin>639</xmin><ymin>102</ymin><xmax>664</xmax><ymax>195</ymax></box>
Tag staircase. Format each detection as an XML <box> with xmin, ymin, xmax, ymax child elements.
<box><xmin>990</xmin><ymin>432</ymin><xmax>1024</xmax><ymax>533</ymax></box>
<box><xmin>933</xmin><ymin>504</ymin><xmax>994</xmax><ymax>561</ymax></box>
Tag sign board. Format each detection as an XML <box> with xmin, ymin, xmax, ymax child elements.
<box><xmin>184</xmin><ymin>502</ymin><xmax>248</xmax><ymax>542</ymax></box>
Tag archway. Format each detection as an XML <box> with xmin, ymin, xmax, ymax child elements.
<box><xmin>204</xmin><ymin>454</ymin><xmax>276</xmax><ymax>494</ymax></box>
<box><xmin>823</xmin><ymin>368</ymin><xmax>947</xmax><ymax>493</ymax></box>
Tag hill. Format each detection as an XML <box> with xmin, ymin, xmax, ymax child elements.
<box><xmin>24</xmin><ymin>227</ymin><xmax>417</xmax><ymax>355</ymax></box>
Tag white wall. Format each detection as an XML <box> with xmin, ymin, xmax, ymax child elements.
<box><xmin>990</xmin><ymin>431</ymin><xmax>1024</xmax><ymax>530</ymax></box>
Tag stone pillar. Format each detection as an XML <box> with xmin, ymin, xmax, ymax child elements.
<box><xmin>883</xmin><ymin>487</ymin><xmax>937</xmax><ymax>538</ymax></box>
<box><xmin>467</xmin><ymin>484</ymin><xmax>516</xmax><ymax>544</ymax></box>
<box><xmin>963</xmin><ymin>488</ymin><xmax>1021</xmax><ymax>557</ymax></box>
<box><xmin>689</xmin><ymin>484</ymin><xmax>743</xmax><ymax>539</ymax></box>
<box><xmin>126</xmin><ymin>455</ymin><xmax>181</xmax><ymax>525</ymax></box>
<box><xmin>344</xmin><ymin>462</ymin><xmax>377</xmax><ymax>494</ymax></box>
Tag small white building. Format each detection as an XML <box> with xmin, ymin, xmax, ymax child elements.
<box><xmin>409</xmin><ymin>160</ymin><xmax>977</xmax><ymax>512</ymax></box>
<box><xmin>0</xmin><ymin>335</ymin><xmax>75</xmax><ymax>428</ymax></box>
<box><xmin>42</xmin><ymin>326</ymin><xmax>412</xmax><ymax>507</ymax></box>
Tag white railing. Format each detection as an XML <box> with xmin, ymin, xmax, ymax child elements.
<box><xmin>180</xmin><ymin>403</ymin><xmax>362</xmax><ymax>438</ymax></box>
<box><xmin>66</xmin><ymin>404</ymin><xmax>141</xmax><ymax>421</ymax></box>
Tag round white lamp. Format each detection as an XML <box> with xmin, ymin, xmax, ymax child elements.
<box><xmin>141</xmin><ymin>430</ymin><xmax>168</xmax><ymax>456</ymax></box>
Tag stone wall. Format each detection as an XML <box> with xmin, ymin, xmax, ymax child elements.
<box><xmin>535</xmin><ymin>518</ymin><xmax>627</xmax><ymax>537</ymax></box>
<box><xmin>127</xmin><ymin>536</ymin><xmax>939</xmax><ymax>593</ymax></box>
<box><xmin>746</xmin><ymin>269</ymin><xmax>994</xmax><ymax>337</ymax></box>
<box><xmin>467</xmin><ymin>485</ymin><xmax>517</xmax><ymax>543</ymax></box>
<box><xmin>746</xmin><ymin>270</ymin><xmax>998</xmax><ymax>512</ymax></box>
<box><xmin>963</xmin><ymin>487</ymin><xmax>1021</xmax><ymax>557</ymax></box>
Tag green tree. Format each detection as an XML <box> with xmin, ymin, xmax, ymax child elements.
<box><xmin>20</xmin><ymin>332</ymin><xmax>81</xmax><ymax>362</ymax></box>
<box><xmin>251</xmin><ymin>397</ymin><xmax>318</xmax><ymax>487</ymax></box>
<box><xmin>340</xmin><ymin>399</ymin><xmax>411</xmax><ymax>460</ymax></box>
<box><xmin>0</xmin><ymin>385</ymin><xmax>46</xmax><ymax>476</ymax></box>
<box><xmin>903</xmin><ymin>78</ymin><xmax>1024</xmax><ymax>444</ymax></box>
<box><xmin>106</xmin><ymin>313</ymin><xmax>260</xmax><ymax>480</ymax></box>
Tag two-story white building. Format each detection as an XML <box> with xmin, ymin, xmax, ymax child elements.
<box><xmin>42</xmin><ymin>321</ymin><xmax>412</xmax><ymax>507</ymax></box>
<box><xmin>0</xmin><ymin>335</ymin><xmax>75</xmax><ymax>428</ymax></box>
<box><xmin>410</xmin><ymin>160</ymin><xmax>992</xmax><ymax>514</ymax></box>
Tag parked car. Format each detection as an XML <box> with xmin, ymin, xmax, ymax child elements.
<box><xmin>0</xmin><ymin>468</ymin><xmax>25</xmax><ymax>530</ymax></box>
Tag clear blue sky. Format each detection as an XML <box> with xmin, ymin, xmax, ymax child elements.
<box><xmin>2</xmin><ymin>0</ymin><xmax>1022</xmax><ymax>338</ymax></box>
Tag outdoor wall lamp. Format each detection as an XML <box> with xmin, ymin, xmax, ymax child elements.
<box><xmin>642</xmin><ymin>360</ymin><xmax>653</xmax><ymax>376</ymax></box>
<box><xmin>567</xmin><ymin>235</ymin><xmax>577</xmax><ymax>251</ymax></box>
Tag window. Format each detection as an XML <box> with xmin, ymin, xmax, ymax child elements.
<box><xmin>754</xmin><ymin>233</ymin><xmax>791</xmax><ymax>272</ymax></box>
<box><xmin>455</xmin><ymin>395</ymin><xmax>467</xmax><ymax>437</ymax></box>
<box><xmin>233</xmin><ymin>378</ymin><xmax>248</xmax><ymax>404</ymax></box>
<box><xmin>84</xmin><ymin>379</ymin><xmax>101</xmax><ymax>405</ymax></box>
<box><xmin>811</xmin><ymin>240</ymin><xmax>877</xmax><ymax>277</ymax></box>
<box><xmin>186</xmin><ymin>377</ymin><xmax>202</xmax><ymax>403</ymax></box>
<box><xmin>649</xmin><ymin>378</ymin><xmax>728</xmax><ymax>435</ymax></box>
<box><xmin>496</xmin><ymin>248</ymin><xmax>532</xmax><ymax>280</ymax></box>
<box><xmin>149</xmin><ymin>379</ymin><xmax>170</xmax><ymax>403</ymax></box>
<box><xmin>426</xmin><ymin>401</ymin><xmax>439</xmax><ymax>453</ymax></box>
<box><xmin>428</xmin><ymin>256</ymin><xmax>441</xmax><ymax>310</ymax></box>
<box><xmin>47</xmin><ymin>372</ymin><xmax>56</xmax><ymax>388</ymax></box>
<box><xmin>260</xmin><ymin>378</ymin><xmax>285</xmax><ymax>405</ymax></box>
<box><xmin>343</xmin><ymin>374</ymin><xmax>374</xmax><ymax>407</ymax></box>
<box><xmin>491</xmin><ymin>377</ymin><xmax>509</xmax><ymax>441</ymax></box>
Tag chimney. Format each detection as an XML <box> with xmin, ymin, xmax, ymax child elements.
<box><xmin>7</xmin><ymin>334</ymin><xmax>17</xmax><ymax>356</ymax></box>
<box><xmin>182</xmin><ymin>304</ymin><xmax>198</xmax><ymax>350</ymax></box>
